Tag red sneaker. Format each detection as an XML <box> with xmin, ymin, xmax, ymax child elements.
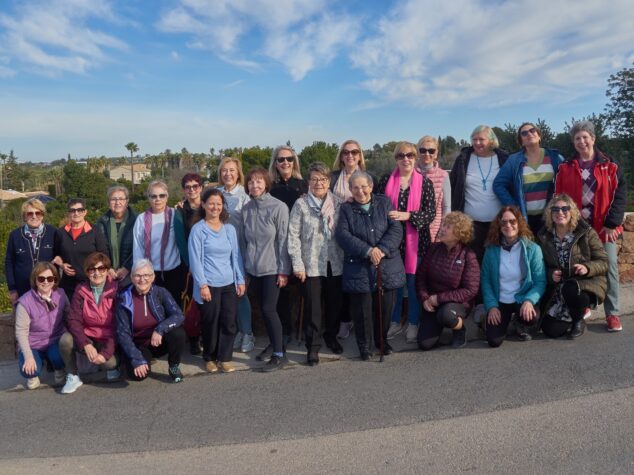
<box><xmin>582</xmin><ymin>308</ymin><xmax>591</xmax><ymax>320</ymax></box>
<box><xmin>606</xmin><ymin>315</ymin><xmax>622</xmax><ymax>332</ymax></box>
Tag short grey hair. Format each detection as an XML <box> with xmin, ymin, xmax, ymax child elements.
<box><xmin>146</xmin><ymin>180</ymin><xmax>168</xmax><ymax>198</ymax></box>
<box><xmin>570</xmin><ymin>120</ymin><xmax>596</xmax><ymax>139</ymax></box>
<box><xmin>348</xmin><ymin>170</ymin><xmax>373</xmax><ymax>188</ymax></box>
<box><xmin>107</xmin><ymin>185</ymin><xmax>129</xmax><ymax>201</ymax></box>
<box><xmin>308</xmin><ymin>161</ymin><xmax>331</xmax><ymax>179</ymax></box>
<box><xmin>471</xmin><ymin>125</ymin><xmax>500</xmax><ymax>149</ymax></box>
<box><xmin>131</xmin><ymin>259</ymin><xmax>154</xmax><ymax>275</ymax></box>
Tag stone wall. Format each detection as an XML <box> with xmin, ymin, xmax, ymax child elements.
<box><xmin>619</xmin><ymin>214</ymin><xmax>634</xmax><ymax>282</ymax></box>
<box><xmin>0</xmin><ymin>314</ymin><xmax>16</xmax><ymax>360</ymax></box>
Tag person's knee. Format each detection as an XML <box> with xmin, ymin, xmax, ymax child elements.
<box><xmin>487</xmin><ymin>338</ymin><xmax>503</xmax><ymax>348</ymax></box>
<box><xmin>59</xmin><ymin>332</ymin><xmax>74</xmax><ymax>353</ymax></box>
<box><xmin>438</xmin><ymin>307</ymin><xmax>460</xmax><ymax>328</ymax></box>
<box><xmin>418</xmin><ymin>338</ymin><xmax>437</xmax><ymax>351</ymax></box>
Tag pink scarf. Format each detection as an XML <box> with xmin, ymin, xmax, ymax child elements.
<box><xmin>384</xmin><ymin>168</ymin><xmax>422</xmax><ymax>274</ymax></box>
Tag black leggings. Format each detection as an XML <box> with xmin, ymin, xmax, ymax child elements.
<box><xmin>418</xmin><ymin>302</ymin><xmax>465</xmax><ymax>351</ymax></box>
<box><xmin>249</xmin><ymin>274</ymin><xmax>284</xmax><ymax>354</ymax></box>
<box><xmin>485</xmin><ymin>302</ymin><xmax>537</xmax><ymax>347</ymax></box>
<box><xmin>542</xmin><ymin>280</ymin><xmax>592</xmax><ymax>338</ymax></box>
<box><xmin>126</xmin><ymin>326</ymin><xmax>187</xmax><ymax>380</ymax></box>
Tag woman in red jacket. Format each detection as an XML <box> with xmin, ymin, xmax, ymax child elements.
<box><xmin>59</xmin><ymin>252</ymin><xmax>119</xmax><ymax>394</ymax></box>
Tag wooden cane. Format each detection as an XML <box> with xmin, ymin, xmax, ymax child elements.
<box><xmin>376</xmin><ymin>265</ymin><xmax>385</xmax><ymax>363</ymax></box>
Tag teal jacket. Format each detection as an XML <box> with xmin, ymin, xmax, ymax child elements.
<box><xmin>480</xmin><ymin>238</ymin><xmax>546</xmax><ymax>311</ymax></box>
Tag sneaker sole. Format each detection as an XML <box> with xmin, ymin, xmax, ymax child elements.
<box><xmin>61</xmin><ymin>381</ymin><xmax>83</xmax><ymax>394</ymax></box>
<box><xmin>607</xmin><ymin>327</ymin><xmax>623</xmax><ymax>332</ymax></box>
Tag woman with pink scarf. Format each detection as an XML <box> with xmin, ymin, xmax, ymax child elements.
<box><xmin>378</xmin><ymin>142</ymin><xmax>436</xmax><ymax>344</ymax></box>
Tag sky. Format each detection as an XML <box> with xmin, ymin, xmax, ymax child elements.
<box><xmin>0</xmin><ymin>0</ymin><xmax>633</xmax><ymax>162</ymax></box>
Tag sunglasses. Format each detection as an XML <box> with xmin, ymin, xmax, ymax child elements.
<box><xmin>87</xmin><ymin>265</ymin><xmax>108</xmax><ymax>274</ymax></box>
<box><xmin>550</xmin><ymin>206</ymin><xmax>571</xmax><ymax>214</ymax></box>
<box><xmin>396</xmin><ymin>152</ymin><xmax>416</xmax><ymax>160</ymax></box>
<box><xmin>520</xmin><ymin>127</ymin><xmax>538</xmax><ymax>137</ymax></box>
<box><xmin>500</xmin><ymin>218</ymin><xmax>518</xmax><ymax>226</ymax></box>
<box><xmin>418</xmin><ymin>148</ymin><xmax>436</xmax><ymax>155</ymax></box>
<box><xmin>184</xmin><ymin>184</ymin><xmax>200</xmax><ymax>191</ymax></box>
<box><xmin>25</xmin><ymin>211</ymin><xmax>43</xmax><ymax>218</ymax></box>
<box><xmin>341</xmin><ymin>149</ymin><xmax>360</xmax><ymax>157</ymax></box>
<box><xmin>150</xmin><ymin>194</ymin><xmax>167</xmax><ymax>200</ymax></box>
<box><xmin>68</xmin><ymin>207</ymin><xmax>86</xmax><ymax>214</ymax></box>
<box><xmin>276</xmin><ymin>156</ymin><xmax>294</xmax><ymax>163</ymax></box>
<box><xmin>37</xmin><ymin>275</ymin><xmax>56</xmax><ymax>283</ymax></box>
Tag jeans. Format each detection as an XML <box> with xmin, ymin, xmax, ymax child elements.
<box><xmin>391</xmin><ymin>273</ymin><xmax>421</xmax><ymax>326</ymax></box>
<box><xmin>603</xmin><ymin>241</ymin><xmax>620</xmax><ymax>316</ymax></box>
<box><xmin>18</xmin><ymin>343</ymin><xmax>64</xmax><ymax>378</ymax></box>
<box><xmin>236</xmin><ymin>294</ymin><xmax>253</xmax><ymax>335</ymax></box>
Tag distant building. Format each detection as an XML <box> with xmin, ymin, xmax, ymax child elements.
<box><xmin>109</xmin><ymin>164</ymin><xmax>152</xmax><ymax>182</ymax></box>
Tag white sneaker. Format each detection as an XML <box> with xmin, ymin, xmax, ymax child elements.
<box><xmin>241</xmin><ymin>333</ymin><xmax>255</xmax><ymax>353</ymax></box>
<box><xmin>387</xmin><ymin>322</ymin><xmax>404</xmax><ymax>340</ymax></box>
<box><xmin>233</xmin><ymin>332</ymin><xmax>243</xmax><ymax>350</ymax></box>
<box><xmin>405</xmin><ymin>324</ymin><xmax>419</xmax><ymax>343</ymax></box>
<box><xmin>54</xmin><ymin>369</ymin><xmax>66</xmax><ymax>385</ymax></box>
<box><xmin>61</xmin><ymin>374</ymin><xmax>83</xmax><ymax>394</ymax></box>
<box><xmin>337</xmin><ymin>321</ymin><xmax>353</xmax><ymax>339</ymax></box>
<box><xmin>26</xmin><ymin>376</ymin><xmax>40</xmax><ymax>390</ymax></box>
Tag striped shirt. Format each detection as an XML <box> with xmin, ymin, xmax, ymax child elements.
<box><xmin>523</xmin><ymin>154</ymin><xmax>554</xmax><ymax>216</ymax></box>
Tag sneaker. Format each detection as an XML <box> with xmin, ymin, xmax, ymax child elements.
<box><xmin>205</xmin><ymin>361</ymin><xmax>219</xmax><ymax>374</ymax></box>
<box><xmin>169</xmin><ymin>365</ymin><xmax>184</xmax><ymax>383</ymax></box>
<box><xmin>386</xmin><ymin>322</ymin><xmax>404</xmax><ymax>340</ymax></box>
<box><xmin>606</xmin><ymin>315</ymin><xmax>622</xmax><ymax>332</ymax></box>
<box><xmin>54</xmin><ymin>369</ymin><xmax>66</xmax><ymax>385</ymax></box>
<box><xmin>583</xmin><ymin>308</ymin><xmax>592</xmax><ymax>320</ymax></box>
<box><xmin>106</xmin><ymin>369</ymin><xmax>121</xmax><ymax>381</ymax></box>
<box><xmin>261</xmin><ymin>354</ymin><xmax>287</xmax><ymax>372</ymax></box>
<box><xmin>61</xmin><ymin>374</ymin><xmax>83</xmax><ymax>394</ymax></box>
<box><xmin>255</xmin><ymin>344</ymin><xmax>273</xmax><ymax>362</ymax></box>
<box><xmin>218</xmin><ymin>361</ymin><xmax>235</xmax><ymax>373</ymax></box>
<box><xmin>26</xmin><ymin>376</ymin><xmax>41</xmax><ymax>390</ymax></box>
<box><xmin>516</xmin><ymin>323</ymin><xmax>532</xmax><ymax>342</ymax></box>
<box><xmin>337</xmin><ymin>321</ymin><xmax>353</xmax><ymax>339</ymax></box>
<box><xmin>241</xmin><ymin>333</ymin><xmax>255</xmax><ymax>353</ymax></box>
<box><xmin>568</xmin><ymin>320</ymin><xmax>586</xmax><ymax>339</ymax></box>
<box><xmin>405</xmin><ymin>324</ymin><xmax>419</xmax><ymax>343</ymax></box>
<box><xmin>452</xmin><ymin>327</ymin><xmax>467</xmax><ymax>348</ymax></box>
<box><xmin>233</xmin><ymin>332</ymin><xmax>243</xmax><ymax>350</ymax></box>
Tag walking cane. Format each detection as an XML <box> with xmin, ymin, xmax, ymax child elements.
<box><xmin>375</xmin><ymin>264</ymin><xmax>385</xmax><ymax>363</ymax></box>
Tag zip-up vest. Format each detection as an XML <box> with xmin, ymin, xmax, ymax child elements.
<box><xmin>18</xmin><ymin>289</ymin><xmax>66</xmax><ymax>351</ymax></box>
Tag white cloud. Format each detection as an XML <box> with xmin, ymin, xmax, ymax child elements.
<box><xmin>223</xmin><ymin>79</ymin><xmax>245</xmax><ymax>89</ymax></box>
<box><xmin>156</xmin><ymin>0</ymin><xmax>357</xmax><ymax>80</ymax></box>
<box><xmin>0</xmin><ymin>0</ymin><xmax>127</xmax><ymax>76</ymax></box>
<box><xmin>350</xmin><ymin>0</ymin><xmax>634</xmax><ymax>107</ymax></box>
<box><xmin>170</xmin><ymin>51</ymin><xmax>180</xmax><ymax>61</ymax></box>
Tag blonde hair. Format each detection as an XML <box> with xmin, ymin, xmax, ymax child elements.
<box><xmin>21</xmin><ymin>198</ymin><xmax>46</xmax><ymax>218</ymax></box>
<box><xmin>542</xmin><ymin>194</ymin><xmax>581</xmax><ymax>232</ymax></box>
<box><xmin>334</xmin><ymin>139</ymin><xmax>367</xmax><ymax>171</ymax></box>
<box><xmin>218</xmin><ymin>157</ymin><xmax>245</xmax><ymax>186</ymax></box>
<box><xmin>443</xmin><ymin>211</ymin><xmax>474</xmax><ymax>245</ymax></box>
<box><xmin>269</xmin><ymin>145</ymin><xmax>302</xmax><ymax>182</ymax></box>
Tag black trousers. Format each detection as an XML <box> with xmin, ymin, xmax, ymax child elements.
<box><xmin>418</xmin><ymin>302</ymin><xmax>465</xmax><ymax>351</ymax></box>
<box><xmin>542</xmin><ymin>280</ymin><xmax>592</xmax><ymax>338</ymax></box>
<box><xmin>198</xmin><ymin>284</ymin><xmax>238</xmax><ymax>363</ymax></box>
<box><xmin>349</xmin><ymin>289</ymin><xmax>396</xmax><ymax>354</ymax></box>
<box><xmin>472</xmin><ymin>221</ymin><xmax>491</xmax><ymax>264</ymax></box>
<box><xmin>126</xmin><ymin>326</ymin><xmax>186</xmax><ymax>380</ymax></box>
<box><xmin>302</xmin><ymin>266</ymin><xmax>342</xmax><ymax>352</ymax></box>
<box><xmin>249</xmin><ymin>274</ymin><xmax>284</xmax><ymax>354</ymax></box>
<box><xmin>155</xmin><ymin>265</ymin><xmax>186</xmax><ymax>308</ymax></box>
<box><xmin>485</xmin><ymin>302</ymin><xmax>537</xmax><ymax>347</ymax></box>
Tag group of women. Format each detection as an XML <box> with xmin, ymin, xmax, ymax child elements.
<box><xmin>5</xmin><ymin>119</ymin><xmax>626</xmax><ymax>391</ymax></box>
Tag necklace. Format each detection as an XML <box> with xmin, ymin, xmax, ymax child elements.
<box><xmin>475</xmin><ymin>154</ymin><xmax>494</xmax><ymax>191</ymax></box>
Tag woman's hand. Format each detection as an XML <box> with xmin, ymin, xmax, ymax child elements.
<box><xmin>108</xmin><ymin>268</ymin><xmax>118</xmax><ymax>280</ymax></box>
<box><xmin>277</xmin><ymin>274</ymin><xmax>288</xmax><ymax>288</ymax></box>
<box><xmin>236</xmin><ymin>284</ymin><xmax>246</xmax><ymax>297</ymax></box>
<box><xmin>93</xmin><ymin>354</ymin><xmax>106</xmax><ymax>365</ymax></box>
<box><xmin>52</xmin><ymin>256</ymin><xmax>63</xmax><ymax>266</ymax></box>
<box><xmin>423</xmin><ymin>295</ymin><xmax>438</xmax><ymax>312</ymax></box>
<box><xmin>200</xmin><ymin>286</ymin><xmax>212</xmax><ymax>302</ymax></box>
<box><xmin>84</xmin><ymin>343</ymin><xmax>99</xmax><ymax>363</ymax></box>
<box><xmin>115</xmin><ymin>268</ymin><xmax>129</xmax><ymax>280</ymax></box>
<box><xmin>369</xmin><ymin>247</ymin><xmax>385</xmax><ymax>266</ymax></box>
<box><xmin>602</xmin><ymin>227</ymin><xmax>619</xmax><ymax>243</ymax></box>
<box><xmin>150</xmin><ymin>331</ymin><xmax>162</xmax><ymax>347</ymax></box>
<box><xmin>62</xmin><ymin>263</ymin><xmax>76</xmax><ymax>276</ymax></box>
<box><xmin>9</xmin><ymin>291</ymin><xmax>18</xmax><ymax>305</ymax></box>
<box><xmin>134</xmin><ymin>364</ymin><xmax>149</xmax><ymax>379</ymax></box>
<box><xmin>388</xmin><ymin>211</ymin><xmax>411</xmax><ymax>221</ymax></box>
<box><xmin>294</xmin><ymin>271</ymin><xmax>306</xmax><ymax>283</ymax></box>
<box><xmin>487</xmin><ymin>308</ymin><xmax>502</xmax><ymax>326</ymax></box>
<box><xmin>22</xmin><ymin>357</ymin><xmax>37</xmax><ymax>376</ymax></box>
<box><xmin>520</xmin><ymin>301</ymin><xmax>536</xmax><ymax>322</ymax></box>
<box><xmin>573</xmin><ymin>264</ymin><xmax>588</xmax><ymax>276</ymax></box>
<box><xmin>552</xmin><ymin>269</ymin><xmax>562</xmax><ymax>283</ymax></box>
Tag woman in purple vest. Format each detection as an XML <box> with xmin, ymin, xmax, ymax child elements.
<box><xmin>15</xmin><ymin>262</ymin><xmax>68</xmax><ymax>390</ymax></box>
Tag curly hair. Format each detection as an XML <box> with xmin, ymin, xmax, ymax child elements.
<box><xmin>443</xmin><ymin>211</ymin><xmax>473</xmax><ymax>245</ymax></box>
<box><xmin>542</xmin><ymin>194</ymin><xmax>580</xmax><ymax>232</ymax></box>
<box><xmin>485</xmin><ymin>206</ymin><xmax>534</xmax><ymax>246</ymax></box>
<box><xmin>198</xmin><ymin>187</ymin><xmax>229</xmax><ymax>223</ymax></box>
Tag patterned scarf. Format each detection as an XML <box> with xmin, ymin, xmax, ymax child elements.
<box><xmin>306</xmin><ymin>191</ymin><xmax>336</xmax><ymax>240</ymax></box>
<box><xmin>333</xmin><ymin>169</ymin><xmax>354</xmax><ymax>202</ymax></box>
<box><xmin>24</xmin><ymin>223</ymin><xmax>44</xmax><ymax>252</ymax></box>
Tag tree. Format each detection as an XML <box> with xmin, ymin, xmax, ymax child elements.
<box><xmin>604</xmin><ymin>62</ymin><xmax>634</xmax><ymax>139</ymax></box>
<box><xmin>125</xmin><ymin>142</ymin><xmax>139</xmax><ymax>192</ymax></box>
<box><xmin>298</xmin><ymin>141</ymin><xmax>339</xmax><ymax>175</ymax></box>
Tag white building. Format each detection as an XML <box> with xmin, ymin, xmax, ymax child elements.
<box><xmin>109</xmin><ymin>164</ymin><xmax>151</xmax><ymax>182</ymax></box>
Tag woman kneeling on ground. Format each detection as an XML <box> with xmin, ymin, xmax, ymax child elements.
<box><xmin>416</xmin><ymin>212</ymin><xmax>480</xmax><ymax>350</ymax></box>
<box><xmin>59</xmin><ymin>252</ymin><xmax>119</xmax><ymax>394</ymax></box>
<box><xmin>481</xmin><ymin>206</ymin><xmax>546</xmax><ymax>347</ymax></box>
<box><xmin>537</xmin><ymin>194</ymin><xmax>608</xmax><ymax>339</ymax></box>
<box><xmin>116</xmin><ymin>259</ymin><xmax>187</xmax><ymax>382</ymax></box>
<box><xmin>15</xmin><ymin>262</ymin><xmax>68</xmax><ymax>390</ymax></box>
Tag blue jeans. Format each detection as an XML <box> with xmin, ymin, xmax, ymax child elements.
<box><xmin>18</xmin><ymin>342</ymin><xmax>64</xmax><ymax>378</ymax></box>
<box><xmin>236</xmin><ymin>294</ymin><xmax>253</xmax><ymax>334</ymax></box>
<box><xmin>390</xmin><ymin>273</ymin><xmax>421</xmax><ymax>326</ymax></box>
<box><xmin>603</xmin><ymin>241</ymin><xmax>620</xmax><ymax>316</ymax></box>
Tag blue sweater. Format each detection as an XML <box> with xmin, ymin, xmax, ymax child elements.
<box><xmin>492</xmin><ymin>148</ymin><xmax>563</xmax><ymax>219</ymax></box>
<box><xmin>480</xmin><ymin>238</ymin><xmax>546</xmax><ymax>311</ymax></box>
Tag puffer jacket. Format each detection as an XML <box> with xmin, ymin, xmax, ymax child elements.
<box><xmin>537</xmin><ymin>220</ymin><xmax>608</xmax><ymax>309</ymax></box>
<box><xmin>336</xmin><ymin>194</ymin><xmax>405</xmax><ymax>293</ymax></box>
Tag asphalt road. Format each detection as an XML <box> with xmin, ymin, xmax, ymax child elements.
<box><xmin>1</xmin><ymin>317</ymin><xmax>632</xmax><ymax>473</ymax></box>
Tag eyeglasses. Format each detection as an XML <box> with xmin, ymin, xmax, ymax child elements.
<box><xmin>550</xmin><ymin>206</ymin><xmax>571</xmax><ymax>214</ymax></box>
<box><xmin>520</xmin><ymin>127</ymin><xmax>538</xmax><ymax>137</ymax></box>
<box><xmin>25</xmin><ymin>211</ymin><xmax>43</xmax><ymax>218</ymax></box>
<box><xmin>276</xmin><ymin>156</ymin><xmax>294</xmax><ymax>163</ymax></box>
<box><xmin>341</xmin><ymin>149</ymin><xmax>360</xmax><ymax>157</ymax></box>
<box><xmin>37</xmin><ymin>275</ymin><xmax>56</xmax><ymax>283</ymax></box>
<box><xmin>133</xmin><ymin>273</ymin><xmax>153</xmax><ymax>281</ymax></box>
<box><xmin>109</xmin><ymin>197</ymin><xmax>127</xmax><ymax>202</ymax></box>
<box><xmin>309</xmin><ymin>177</ymin><xmax>329</xmax><ymax>184</ymax></box>
<box><xmin>184</xmin><ymin>184</ymin><xmax>200</xmax><ymax>191</ymax></box>
<box><xmin>68</xmin><ymin>207</ymin><xmax>86</xmax><ymax>214</ymax></box>
<box><xmin>418</xmin><ymin>148</ymin><xmax>436</xmax><ymax>155</ymax></box>
<box><xmin>396</xmin><ymin>152</ymin><xmax>416</xmax><ymax>160</ymax></box>
<box><xmin>150</xmin><ymin>194</ymin><xmax>167</xmax><ymax>200</ymax></box>
<box><xmin>87</xmin><ymin>265</ymin><xmax>108</xmax><ymax>274</ymax></box>
<box><xmin>500</xmin><ymin>218</ymin><xmax>518</xmax><ymax>226</ymax></box>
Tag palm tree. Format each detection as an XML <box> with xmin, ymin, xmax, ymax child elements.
<box><xmin>125</xmin><ymin>142</ymin><xmax>139</xmax><ymax>191</ymax></box>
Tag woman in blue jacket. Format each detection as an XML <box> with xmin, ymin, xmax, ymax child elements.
<box><xmin>493</xmin><ymin>122</ymin><xmax>563</xmax><ymax>235</ymax></box>
<box><xmin>481</xmin><ymin>206</ymin><xmax>546</xmax><ymax>347</ymax></box>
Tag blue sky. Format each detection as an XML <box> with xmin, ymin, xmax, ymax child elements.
<box><xmin>1</xmin><ymin>0</ymin><xmax>633</xmax><ymax>162</ymax></box>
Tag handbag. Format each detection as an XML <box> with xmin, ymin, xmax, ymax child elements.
<box><xmin>181</xmin><ymin>272</ymin><xmax>201</xmax><ymax>337</ymax></box>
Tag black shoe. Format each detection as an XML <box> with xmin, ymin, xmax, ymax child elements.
<box><xmin>568</xmin><ymin>320</ymin><xmax>585</xmax><ymax>339</ymax></box>
<box><xmin>383</xmin><ymin>342</ymin><xmax>393</xmax><ymax>355</ymax></box>
<box><xmin>307</xmin><ymin>352</ymin><xmax>320</xmax><ymax>366</ymax></box>
<box><xmin>517</xmin><ymin>324</ymin><xmax>533</xmax><ymax>342</ymax></box>
<box><xmin>256</xmin><ymin>344</ymin><xmax>273</xmax><ymax>361</ymax></box>
<box><xmin>325</xmin><ymin>338</ymin><xmax>343</xmax><ymax>355</ymax></box>
<box><xmin>261</xmin><ymin>354</ymin><xmax>287</xmax><ymax>372</ymax></box>
<box><xmin>168</xmin><ymin>365</ymin><xmax>184</xmax><ymax>383</ymax></box>
<box><xmin>189</xmin><ymin>338</ymin><xmax>201</xmax><ymax>355</ymax></box>
<box><xmin>360</xmin><ymin>350</ymin><xmax>373</xmax><ymax>361</ymax></box>
<box><xmin>452</xmin><ymin>327</ymin><xmax>467</xmax><ymax>348</ymax></box>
